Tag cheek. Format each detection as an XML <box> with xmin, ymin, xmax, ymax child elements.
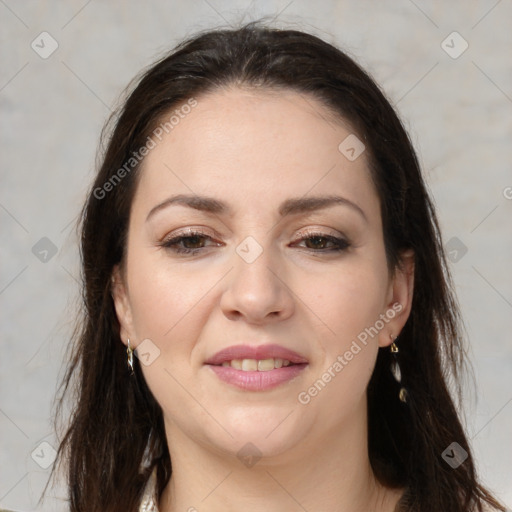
<box><xmin>307</xmin><ymin>261</ymin><xmax>389</xmax><ymax>349</ymax></box>
<box><xmin>127</xmin><ymin>253</ymin><xmax>215</xmax><ymax>341</ymax></box>
<box><xmin>298</xmin><ymin>257</ymin><xmax>388</xmax><ymax>403</ymax></box>
<box><xmin>297</xmin><ymin>266</ymin><xmax>385</xmax><ymax>422</ymax></box>
<box><xmin>126</xmin><ymin>256</ymin><xmax>218</xmax><ymax>419</ymax></box>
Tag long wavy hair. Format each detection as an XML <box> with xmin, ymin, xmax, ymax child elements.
<box><xmin>46</xmin><ymin>21</ymin><xmax>506</xmax><ymax>512</ymax></box>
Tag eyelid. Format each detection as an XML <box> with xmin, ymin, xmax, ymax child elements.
<box><xmin>158</xmin><ymin>226</ymin><xmax>351</xmax><ymax>256</ymax></box>
<box><xmin>290</xmin><ymin>228</ymin><xmax>351</xmax><ymax>252</ymax></box>
<box><xmin>292</xmin><ymin>227</ymin><xmax>346</xmax><ymax>241</ymax></box>
<box><xmin>162</xmin><ymin>226</ymin><xmax>216</xmax><ymax>241</ymax></box>
<box><xmin>158</xmin><ymin>229</ymin><xmax>222</xmax><ymax>256</ymax></box>
<box><xmin>161</xmin><ymin>227</ymin><xmax>345</xmax><ymax>243</ymax></box>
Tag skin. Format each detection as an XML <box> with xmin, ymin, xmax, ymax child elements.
<box><xmin>112</xmin><ymin>87</ymin><xmax>415</xmax><ymax>512</ymax></box>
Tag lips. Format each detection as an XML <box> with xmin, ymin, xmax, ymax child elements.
<box><xmin>204</xmin><ymin>344</ymin><xmax>309</xmax><ymax>366</ymax></box>
<box><xmin>204</xmin><ymin>344</ymin><xmax>308</xmax><ymax>391</ymax></box>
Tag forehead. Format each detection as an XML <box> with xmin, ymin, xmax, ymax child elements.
<box><xmin>133</xmin><ymin>87</ymin><xmax>379</xmax><ymax>220</ymax></box>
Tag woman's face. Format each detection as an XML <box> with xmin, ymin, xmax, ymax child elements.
<box><xmin>112</xmin><ymin>88</ymin><xmax>414</xmax><ymax>462</ymax></box>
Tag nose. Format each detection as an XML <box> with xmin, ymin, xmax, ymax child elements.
<box><xmin>220</xmin><ymin>243</ymin><xmax>295</xmax><ymax>325</ymax></box>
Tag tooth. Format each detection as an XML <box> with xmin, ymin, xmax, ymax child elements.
<box><xmin>242</xmin><ymin>359</ymin><xmax>258</xmax><ymax>371</ymax></box>
<box><xmin>257</xmin><ymin>358</ymin><xmax>275</xmax><ymax>371</ymax></box>
<box><xmin>231</xmin><ymin>359</ymin><xmax>243</xmax><ymax>370</ymax></box>
<box><xmin>221</xmin><ymin>358</ymin><xmax>295</xmax><ymax>370</ymax></box>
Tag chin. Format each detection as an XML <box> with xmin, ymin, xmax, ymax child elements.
<box><xmin>204</xmin><ymin>410</ymin><xmax>311</xmax><ymax>463</ymax></box>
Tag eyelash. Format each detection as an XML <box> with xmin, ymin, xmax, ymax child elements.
<box><xmin>159</xmin><ymin>229</ymin><xmax>351</xmax><ymax>256</ymax></box>
<box><xmin>159</xmin><ymin>230</ymin><xmax>221</xmax><ymax>255</ymax></box>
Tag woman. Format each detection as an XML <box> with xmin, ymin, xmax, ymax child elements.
<box><xmin>47</xmin><ymin>22</ymin><xmax>507</xmax><ymax>512</ymax></box>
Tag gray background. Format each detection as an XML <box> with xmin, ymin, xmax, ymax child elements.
<box><xmin>1</xmin><ymin>1</ymin><xmax>511</xmax><ymax>510</ymax></box>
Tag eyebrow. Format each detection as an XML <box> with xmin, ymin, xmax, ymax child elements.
<box><xmin>145</xmin><ymin>193</ymin><xmax>367</xmax><ymax>223</ymax></box>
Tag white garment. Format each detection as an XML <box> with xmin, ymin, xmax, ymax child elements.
<box><xmin>138</xmin><ymin>465</ymin><xmax>159</xmax><ymax>511</ymax></box>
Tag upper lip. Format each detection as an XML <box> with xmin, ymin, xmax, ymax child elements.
<box><xmin>204</xmin><ymin>344</ymin><xmax>309</xmax><ymax>365</ymax></box>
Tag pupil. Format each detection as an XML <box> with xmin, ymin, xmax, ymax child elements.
<box><xmin>307</xmin><ymin>236</ymin><xmax>325</xmax><ymax>249</ymax></box>
<box><xmin>185</xmin><ymin>236</ymin><xmax>203</xmax><ymax>248</ymax></box>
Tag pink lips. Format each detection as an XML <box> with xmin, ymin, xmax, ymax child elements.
<box><xmin>204</xmin><ymin>344</ymin><xmax>308</xmax><ymax>391</ymax></box>
<box><xmin>204</xmin><ymin>344</ymin><xmax>308</xmax><ymax>366</ymax></box>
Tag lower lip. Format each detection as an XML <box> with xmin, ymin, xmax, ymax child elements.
<box><xmin>207</xmin><ymin>364</ymin><xmax>307</xmax><ymax>391</ymax></box>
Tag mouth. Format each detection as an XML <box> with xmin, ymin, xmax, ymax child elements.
<box><xmin>204</xmin><ymin>344</ymin><xmax>308</xmax><ymax>391</ymax></box>
<box><xmin>213</xmin><ymin>357</ymin><xmax>300</xmax><ymax>371</ymax></box>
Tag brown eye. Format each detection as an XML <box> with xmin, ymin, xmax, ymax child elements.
<box><xmin>293</xmin><ymin>232</ymin><xmax>350</xmax><ymax>252</ymax></box>
<box><xmin>160</xmin><ymin>231</ymin><xmax>221</xmax><ymax>255</ymax></box>
<box><xmin>304</xmin><ymin>236</ymin><xmax>332</xmax><ymax>250</ymax></box>
<box><xmin>179</xmin><ymin>235</ymin><xmax>207</xmax><ymax>249</ymax></box>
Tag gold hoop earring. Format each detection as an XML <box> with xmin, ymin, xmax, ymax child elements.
<box><xmin>127</xmin><ymin>338</ymin><xmax>134</xmax><ymax>375</ymax></box>
<box><xmin>390</xmin><ymin>334</ymin><xmax>407</xmax><ymax>403</ymax></box>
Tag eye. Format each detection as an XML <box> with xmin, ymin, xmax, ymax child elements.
<box><xmin>291</xmin><ymin>230</ymin><xmax>351</xmax><ymax>253</ymax></box>
<box><xmin>159</xmin><ymin>229</ymin><xmax>350</xmax><ymax>256</ymax></box>
<box><xmin>159</xmin><ymin>229</ymin><xmax>221</xmax><ymax>255</ymax></box>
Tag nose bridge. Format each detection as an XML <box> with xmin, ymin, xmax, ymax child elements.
<box><xmin>220</xmin><ymin>234</ymin><xmax>293</xmax><ymax>322</ymax></box>
<box><xmin>233</xmin><ymin>234</ymin><xmax>280</xmax><ymax>295</ymax></box>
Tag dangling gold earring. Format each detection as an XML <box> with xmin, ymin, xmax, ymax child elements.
<box><xmin>390</xmin><ymin>334</ymin><xmax>407</xmax><ymax>403</ymax></box>
<box><xmin>126</xmin><ymin>338</ymin><xmax>134</xmax><ymax>375</ymax></box>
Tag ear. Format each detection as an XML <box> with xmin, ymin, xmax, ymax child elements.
<box><xmin>378</xmin><ymin>249</ymin><xmax>415</xmax><ymax>348</ymax></box>
<box><xmin>111</xmin><ymin>264</ymin><xmax>136</xmax><ymax>347</ymax></box>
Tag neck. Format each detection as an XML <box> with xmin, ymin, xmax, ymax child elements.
<box><xmin>158</xmin><ymin>401</ymin><xmax>402</xmax><ymax>512</ymax></box>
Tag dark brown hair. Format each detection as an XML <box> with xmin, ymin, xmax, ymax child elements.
<box><xmin>46</xmin><ymin>21</ymin><xmax>506</xmax><ymax>512</ymax></box>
